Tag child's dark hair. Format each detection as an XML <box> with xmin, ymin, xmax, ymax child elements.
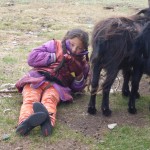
<box><xmin>62</xmin><ymin>28</ymin><xmax>89</xmax><ymax>54</ymax></box>
<box><xmin>55</xmin><ymin>29</ymin><xmax>89</xmax><ymax>73</ymax></box>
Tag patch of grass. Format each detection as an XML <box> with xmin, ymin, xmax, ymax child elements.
<box><xmin>98</xmin><ymin>126</ymin><xmax>150</xmax><ymax>150</ymax></box>
<box><xmin>0</xmin><ymin>76</ymin><xmax>6</xmax><ymax>82</ymax></box>
<box><xmin>51</xmin><ymin>123</ymin><xmax>94</xmax><ymax>143</ymax></box>
<box><xmin>96</xmin><ymin>0</ymin><xmax>148</xmax><ymax>8</ymax></box>
<box><xmin>2</xmin><ymin>56</ymin><xmax>17</xmax><ymax>64</ymax></box>
<box><xmin>0</xmin><ymin>95</ymin><xmax>96</xmax><ymax>149</ymax></box>
<box><xmin>0</xmin><ymin>95</ymin><xmax>20</xmax><ymax>133</ymax></box>
<box><xmin>0</xmin><ymin>22</ymin><xmax>12</xmax><ymax>30</ymax></box>
<box><xmin>0</xmin><ymin>93</ymin><xmax>150</xmax><ymax>149</ymax></box>
<box><xmin>37</xmin><ymin>30</ymin><xmax>65</xmax><ymax>40</ymax></box>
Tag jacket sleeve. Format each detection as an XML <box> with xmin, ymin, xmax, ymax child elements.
<box><xmin>71</xmin><ymin>62</ymin><xmax>90</xmax><ymax>92</ymax></box>
<box><xmin>28</xmin><ymin>40</ymin><xmax>56</xmax><ymax>67</ymax></box>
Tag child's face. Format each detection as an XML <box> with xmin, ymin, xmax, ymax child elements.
<box><xmin>69</xmin><ymin>37</ymin><xmax>84</xmax><ymax>55</ymax></box>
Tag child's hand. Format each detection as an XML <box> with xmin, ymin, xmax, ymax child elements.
<box><xmin>75</xmin><ymin>73</ymin><xmax>84</xmax><ymax>81</ymax></box>
<box><xmin>64</xmin><ymin>54</ymin><xmax>72</xmax><ymax>61</ymax></box>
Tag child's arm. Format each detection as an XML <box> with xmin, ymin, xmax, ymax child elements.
<box><xmin>71</xmin><ymin>62</ymin><xmax>90</xmax><ymax>92</ymax></box>
<box><xmin>28</xmin><ymin>40</ymin><xmax>56</xmax><ymax>67</ymax></box>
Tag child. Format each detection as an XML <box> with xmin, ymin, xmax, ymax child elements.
<box><xmin>15</xmin><ymin>28</ymin><xmax>90</xmax><ymax>136</ymax></box>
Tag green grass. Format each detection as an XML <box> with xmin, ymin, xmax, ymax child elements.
<box><xmin>2</xmin><ymin>56</ymin><xmax>17</xmax><ymax>64</ymax></box>
<box><xmin>0</xmin><ymin>95</ymin><xmax>95</xmax><ymax>149</ymax></box>
<box><xmin>98</xmin><ymin>126</ymin><xmax>150</xmax><ymax>150</ymax></box>
<box><xmin>93</xmin><ymin>94</ymin><xmax>150</xmax><ymax>150</ymax></box>
<box><xmin>0</xmin><ymin>94</ymin><xmax>150</xmax><ymax>149</ymax></box>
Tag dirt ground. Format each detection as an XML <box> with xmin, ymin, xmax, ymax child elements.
<box><xmin>57</xmin><ymin>74</ymin><xmax>150</xmax><ymax>139</ymax></box>
<box><xmin>1</xmin><ymin>73</ymin><xmax>149</xmax><ymax>150</ymax></box>
<box><xmin>0</xmin><ymin>1</ymin><xmax>150</xmax><ymax>149</ymax></box>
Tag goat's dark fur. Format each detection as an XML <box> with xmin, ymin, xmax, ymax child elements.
<box><xmin>134</xmin><ymin>22</ymin><xmax>150</xmax><ymax>76</ymax></box>
<box><xmin>129</xmin><ymin>22</ymin><xmax>150</xmax><ymax>111</ymax></box>
<box><xmin>88</xmin><ymin>8</ymin><xmax>150</xmax><ymax>116</ymax></box>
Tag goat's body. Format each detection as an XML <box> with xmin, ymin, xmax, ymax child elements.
<box><xmin>88</xmin><ymin>9</ymin><xmax>150</xmax><ymax>116</ymax></box>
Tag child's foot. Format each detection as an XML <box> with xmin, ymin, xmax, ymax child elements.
<box><xmin>33</xmin><ymin>102</ymin><xmax>53</xmax><ymax>136</ymax></box>
<box><xmin>16</xmin><ymin>112</ymin><xmax>47</xmax><ymax>136</ymax></box>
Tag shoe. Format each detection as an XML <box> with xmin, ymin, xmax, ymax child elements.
<box><xmin>33</xmin><ymin>102</ymin><xmax>52</xmax><ymax>136</ymax></box>
<box><xmin>16</xmin><ymin>112</ymin><xmax>47</xmax><ymax>136</ymax></box>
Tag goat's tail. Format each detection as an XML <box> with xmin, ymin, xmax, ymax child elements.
<box><xmin>90</xmin><ymin>42</ymin><xmax>101</xmax><ymax>64</ymax></box>
<box><xmin>90</xmin><ymin>40</ymin><xmax>103</xmax><ymax>64</ymax></box>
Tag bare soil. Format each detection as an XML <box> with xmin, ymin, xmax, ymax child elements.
<box><xmin>58</xmin><ymin>75</ymin><xmax>150</xmax><ymax>139</ymax></box>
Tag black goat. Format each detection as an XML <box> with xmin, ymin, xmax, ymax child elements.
<box><xmin>88</xmin><ymin>8</ymin><xmax>150</xmax><ymax>116</ymax></box>
<box><xmin>134</xmin><ymin>22</ymin><xmax>150</xmax><ymax>76</ymax></box>
<box><xmin>130</xmin><ymin>22</ymin><xmax>150</xmax><ymax>109</ymax></box>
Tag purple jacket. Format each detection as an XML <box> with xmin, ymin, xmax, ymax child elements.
<box><xmin>16</xmin><ymin>40</ymin><xmax>89</xmax><ymax>101</ymax></box>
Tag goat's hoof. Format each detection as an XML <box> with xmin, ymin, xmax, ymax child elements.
<box><xmin>135</xmin><ymin>92</ymin><xmax>140</xmax><ymax>99</ymax></box>
<box><xmin>122</xmin><ymin>90</ymin><xmax>130</xmax><ymax>97</ymax></box>
<box><xmin>128</xmin><ymin>107</ymin><xmax>137</xmax><ymax>114</ymax></box>
<box><xmin>102</xmin><ymin>108</ymin><xmax>112</xmax><ymax>116</ymax></box>
<box><xmin>87</xmin><ymin>107</ymin><xmax>97</xmax><ymax>115</ymax></box>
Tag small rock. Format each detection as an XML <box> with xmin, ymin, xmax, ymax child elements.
<box><xmin>108</xmin><ymin>123</ymin><xmax>117</xmax><ymax>129</ymax></box>
<box><xmin>0</xmin><ymin>83</ymin><xmax>16</xmax><ymax>90</ymax></box>
<box><xmin>12</xmin><ymin>41</ymin><xmax>17</xmax><ymax>46</ymax></box>
<box><xmin>3</xmin><ymin>109</ymin><xmax>11</xmax><ymax>113</ymax></box>
<box><xmin>103</xmin><ymin>6</ymin><xmax>114</xmax><ymax>10</ymax></box>
<box><xmin>2</xmin><ymin>134</ymin><xmax>10</xmax><ymax>141</ymax></box>
<box><xmin>5</xmin><ymin>2</ymin><xmax>14</xmax><ymax>6</ymax></box>
<box><xmin>99</xmin><ymin>140</ymin><xmax>105</xmax><ymax>143</ymax></box>
<box><xmin>110</xmin><ymin>89</ymin><xmax>115</xmax><ymax>93</ymax></box>
<box><xmin>15</xmin><ymin>147</ymin><xmax>23</xmax><ymax>150</ymax></box>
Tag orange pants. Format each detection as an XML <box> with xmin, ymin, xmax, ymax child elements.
<box><xmin>18</xmin><ymin>82</ymin><xmax>60</xmax><ymax>127</ymax></box>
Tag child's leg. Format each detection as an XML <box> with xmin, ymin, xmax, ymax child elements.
<box><xmin>18</xmin><ymin>84</ymin><xmax>43</xmax><ymax>125</ymax></box>
<box><xmin>41</xmin><ymin>86</ymin><xmax>60</xmax><ymax>127</ymax></box>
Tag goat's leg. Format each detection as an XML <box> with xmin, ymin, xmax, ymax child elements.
<box><xmin>88</xmin><ymin>64</ymin><xmax>102</xmax><ymax>115</ymax></box>
<box><xmin>122</xmin><ymin>69</ymin><xmax>140</xmax><ymax>99</ymax></box>
<box><xmin>101</xmin><ymin>70</ymin><xmax>118</xmax><ymax>116</ymax></box>
<box><xmin>128</xmin><ymin>69</ymin><xmax>143</xmax><ymax>114</ymax></box>
<box><xmin>122</xmin><ymin>69</ymin><xmax>131</xmax><ymax>97</ymax></box>
<box><xmin>144</xmin><ymin>58</ymin><xmax>150</xmax><ymax>75</ymax></box>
